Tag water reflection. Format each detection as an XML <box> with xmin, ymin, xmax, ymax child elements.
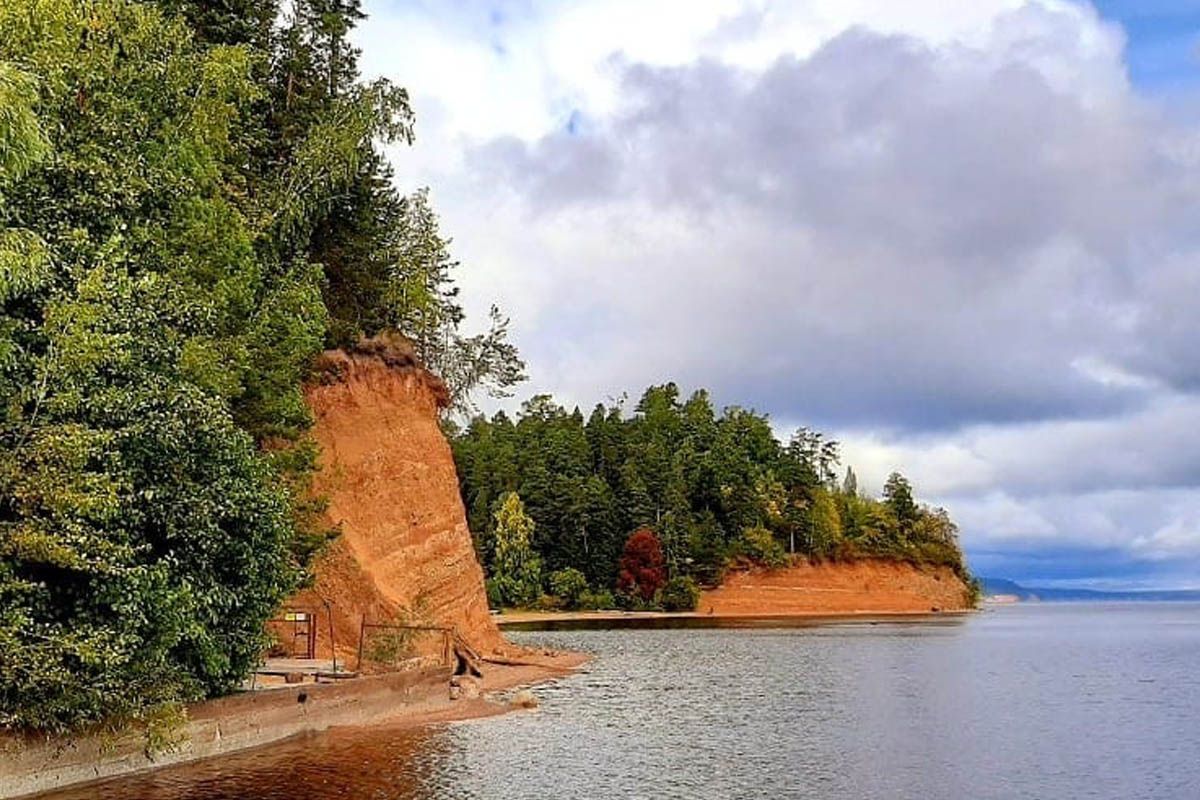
<box><xmin>41</xmin><ymin>724</ymin><xmax>457</xmax><ymax>800</ymax></box>
<box><xmin>34</xmin><ymin>605</ymin><xmax>1200</xmax><ymax>800</ymax></box>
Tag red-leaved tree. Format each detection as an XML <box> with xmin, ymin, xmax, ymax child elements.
<box><xmin>616</xmin><ymin>528</ymin><xmax>666</xmax><ymax>601</ymax></box>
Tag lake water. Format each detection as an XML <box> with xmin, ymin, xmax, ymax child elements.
<box><xmin>37</xmin><ymin>603</ymin><xmax>1200</xmax><ymax>799</ymax></box>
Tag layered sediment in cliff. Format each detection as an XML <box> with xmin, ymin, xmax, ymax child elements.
<box><xmin>699</xmin><ymin>559</ymin><xmax>972</xmax><ymax>615</ymax></box>
<box><xmin>290</xmin><ymin>346</ymin><xmax>502</xmax><ymax>659</ymax></box>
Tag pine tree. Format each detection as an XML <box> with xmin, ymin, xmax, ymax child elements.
<box><xmin>883</xmin><ymin>472</ymin><xmax>919</xmax><ymax>529</ymax></box>
<box><xmin>842</xmin><ymin>466</ymin><xmax>859</xmax><ymax>497</ymax></box>
<box><xmin>154</xmin><ymin>0</ymin><xmax>278</xmax><ymax>47</ymax></box>
<box><xmin>452</xmin><ymin>387</ymin><xmax>971</xmax><ymax>600</ymax></box>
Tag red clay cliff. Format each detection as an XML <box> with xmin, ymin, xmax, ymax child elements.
<box><xmin>290</xmin><ymin>345</ymin><xmax>502</xmax><ymax>659</ymax></box>
<box><xmin>700</xmin><ymin>559</ymin><xmax>972</xmax><ymax>616</ymax></box>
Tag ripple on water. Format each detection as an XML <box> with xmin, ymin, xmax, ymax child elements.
<box><xmin>35</xmin><ymin>603</ymin><xmax>1200</xmax><ymax>800</ymax></box>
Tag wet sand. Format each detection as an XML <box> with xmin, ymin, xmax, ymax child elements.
<box><xmin>368</xmin><ymin>650</ymin><xmax>591</xmax><ymax>730</ymax></box>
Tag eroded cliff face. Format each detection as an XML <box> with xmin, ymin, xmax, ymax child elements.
<box><xmin>700</xmin><ymin>559</ymin><xmax>972</xmax><ymax>615</ymax></box>
<box><xmin>290</xmin><ymin>349</ymin><xmax>502</xmax><ymax>659</ymax></box>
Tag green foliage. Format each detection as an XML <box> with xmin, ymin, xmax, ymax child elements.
<box><xmin>808</xmin><ymin>488</ymin><xmax>842</xmax><ymax>557</ymax></box>
<box><xmin>659</xmin><ymin>575</ymin><xmax>701</xmax><ymax>612</ymax></box>
<box><xmin>533</xmin><ymin>593</ymin><xmax>563</xmax><ymax>612</ymax></box>
<box><xmin>884</xmin><ymin>472</ymin><xmax>919</xmax><ymax>527</ymax></box>
<box><xmin>488</xmin><ymin>492</ymin><xmax>542</xmax><ymax>609</ymax></box>
<box><xmin>142</xmin><ymin>702</ymin><xmax>189</xmax><ymax>760</ymax></box>
<box><xmin>736</xmin><ymin>527</ymin><xmax>788</xmax><ymax>568</ymax></box>
<box><xmin>433</xmin><ymin>305</ymin><xmax>527</xmax><ymax>417</ymax></box>
<box><xmin>578</xmin><ymin>588</ymin><xmax>616</xmax><ymax>611</ymax></box>
<box><xmin>153</xmin><ymin>0</ymin><xmax>278</xmax><ymax>47</ymax></box>
<box><xmin>0</xmin><ymin>63</ymin><xmax>48</xmax><ymax>184</ymax></box>
<box><xmin>148</xmin><ymin>0</ymin><xmax>522</xmax><ymax>415</ymax></box>
<box><xmin>0</xmin><ymin>0</ymin><xmax>525</xmax><ymax>734</ymax></box>
<box><xmin>453</xmin><ymin>384</ymin><xmax>974</xmax><ymax>597</ymax></box>
<box><xmin>966</xmin><ymin>575</ymin><xmax>984</xmax><ymax>608</ymax></box>
<box><xmin>485</xmin><ymin>578</ymin><xmax>504</xmax><ymax>611</ymax></box>
<box><xmin>0</xmin><ymin>0</ymin><xmax>308</xmax><ymax>733</ymax></box>
<box><xmin>364</xmin><ymin>627</ymin><xmax>418</xmax><ymax>667</ymax></box>
<box><xmin>548</xmin><ymin>567</ymin><xmax>589</xmax><ymax>610</ymax></box>
<box><xmin>841</xmin><ymin>466</ymin><xmax>858</xmax><ymax>497</ymax></box>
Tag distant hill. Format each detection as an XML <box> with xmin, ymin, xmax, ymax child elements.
<box><xmin>982</xmin><ymin>577</ymin><xmax>1200</xmax><ymax>602</ymax></box>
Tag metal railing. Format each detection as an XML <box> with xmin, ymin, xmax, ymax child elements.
<box><xmin>265</xmin><ymin>607</ymin><xmax>318</xmax><ymax>659</ymax></box>
<box><xmin>355</xmin><ymin>621</ymin><xmax>454</xmax><ymax>674</ymax></box>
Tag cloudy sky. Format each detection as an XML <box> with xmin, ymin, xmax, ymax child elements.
<box><xmin>354</xmin><ymin>1</ymin><xmax>1200</xmax><ymax>589</ymax></box>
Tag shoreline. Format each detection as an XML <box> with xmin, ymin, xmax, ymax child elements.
<box><xmin>496</xmin><ymin>608</ymin><xmax>974</xmax><ymax>629</ymax></box>
<box><xmin>2</xmin><ymin>651</ymin><xmax>588</xmax><ymax>800</ymax></box>
<box><xmin>379</xmin><ymin>650</ymin><xmax>591</xmax><ymax>730</ymax></box>
<box><xmin>7</xmin><ymin>608</ymin><xmax>978</xmax><ymax>798</ymax></box>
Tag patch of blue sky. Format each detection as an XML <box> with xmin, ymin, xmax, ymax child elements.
<box><xmin>565</xmin><ymin>109</ymin><xmax>584</xmax><ymax>135</ymax></box>
<box><xmin>1090</xmin><ymin>0</ymin><xmax>1200</xmax><ymax>90</ymax></box>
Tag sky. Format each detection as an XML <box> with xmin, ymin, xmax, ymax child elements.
<box><xmin>352</xmin><ymin>1</ymin><xmax>1200</xmax><ymax>589</ymax></box>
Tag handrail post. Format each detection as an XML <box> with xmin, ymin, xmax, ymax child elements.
<box><xmin>356</xmin><ymin>617</ymin><xmax>367</xmax><ymax>673</ymax></box>
<box><xmin>322</xmin><ymin>598</ymin><xmax>336</xmax><ymax>675</ymax></box>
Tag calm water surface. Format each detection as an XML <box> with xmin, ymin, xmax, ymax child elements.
<box><xmin>40</xmin><ymin>603</ymin><xmax>1200</xmax><ymax>799</ymax></box>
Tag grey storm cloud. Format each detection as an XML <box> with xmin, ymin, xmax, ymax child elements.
<box><xmin>444</xmin><ymin>4</ymin><xmax>1200</xmax><ymax>585</ymax></box>
<box><xmin>470</xmin><ymin>22</ymin><xmax>1200</xmax><ymax>433</ymax></box>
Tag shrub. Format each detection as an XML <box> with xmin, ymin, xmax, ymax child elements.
<box><xmin>616</xmin><ymin>528</ymin><xmax>666</xmax><ymax>602</ymax></box>
<box><xmin>548</xmin><ymin>568</ymin><xmax>589</xmax><ymax>610</ymax></box>
<box><xmin>485</xmin><ymin>578</ymin><xmax>504</xmax><ymax>610</ymax></box>
<box><xmin>579</xmin><ymin>589</ymin><xmax>617</xmax><ymax>611</ymax></box>
<box><xmin>365</xmin><ymin>627</ymin><xmax>419</xmax><ymax>666</ymax></box>
<box><xmin>617</xmin><ymin>591</ymin><xmax>662</xmax><ymax>612</ymax></box>
<box><xmin>659</xmin><ymin>576</ymin><xmax>701</xmax><ymax>612</ymax></box>
<box><xmin>966</xmin><ymin>576</ymin><xmax>984</xmax><ymax>608</ymax></box>
<box><xmin>737</xmin><ymin>526</ymin><xmax>788</xmax><ymax>568</ymax></box>
<box><xmin>534</xmin><ymin>593</ymin><xmax>563</xmax><ymax>611</ymax></box>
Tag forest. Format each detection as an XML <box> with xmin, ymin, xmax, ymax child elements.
<box><xmin>0</xmin><ymin>0</ymin><xmax>519</xmax><ymax>732</ymax></box>
<box><xmin>451</xmin><ymin>384</ymin><xmax>972</xmax><ymax>612</ymax></box>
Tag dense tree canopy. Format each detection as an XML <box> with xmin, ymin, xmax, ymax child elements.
<box><xmin>0</xmin><ymin>0</ymin><xmax>305</xmax><ymax>732</ymax></box>
<box><xmin>453</xmin><ymin>384</ymin><xmax>972</xmax><ymax>606</ymax></box>
<box><xmin>1</xmin><ymin>0</ymin><xmax>520</xmax><ymax>732</ymax></box>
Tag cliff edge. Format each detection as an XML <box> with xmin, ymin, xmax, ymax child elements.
<box><xmin>699</xmin><ymin>559</ymin><xmax>972</xmax><ymax>615</ymax></box>
<box><xmin>291</xmin><ymin>346</ymin><xmax>502</xmax><ymax>658</ymax></box>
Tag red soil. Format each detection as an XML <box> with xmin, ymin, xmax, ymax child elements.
<box><xmin>289</xmin><ymin>349</ymin><xmax>503</xmax><ymax>660</ymax></box>
<box><xmin>699</xmin><ymin>559</ymin><xmax>972</xmax><ymax>616</ymax></box>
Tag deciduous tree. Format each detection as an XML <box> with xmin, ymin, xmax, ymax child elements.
<box><xmin>616</xmin><ymin>528</ymin><xmax>666</xmax><ymax>603</ymax></box>
<box><xmin>487</xmin><ymin>492</ymin><xmax>542</xmax><ymax>609</ymax></box>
